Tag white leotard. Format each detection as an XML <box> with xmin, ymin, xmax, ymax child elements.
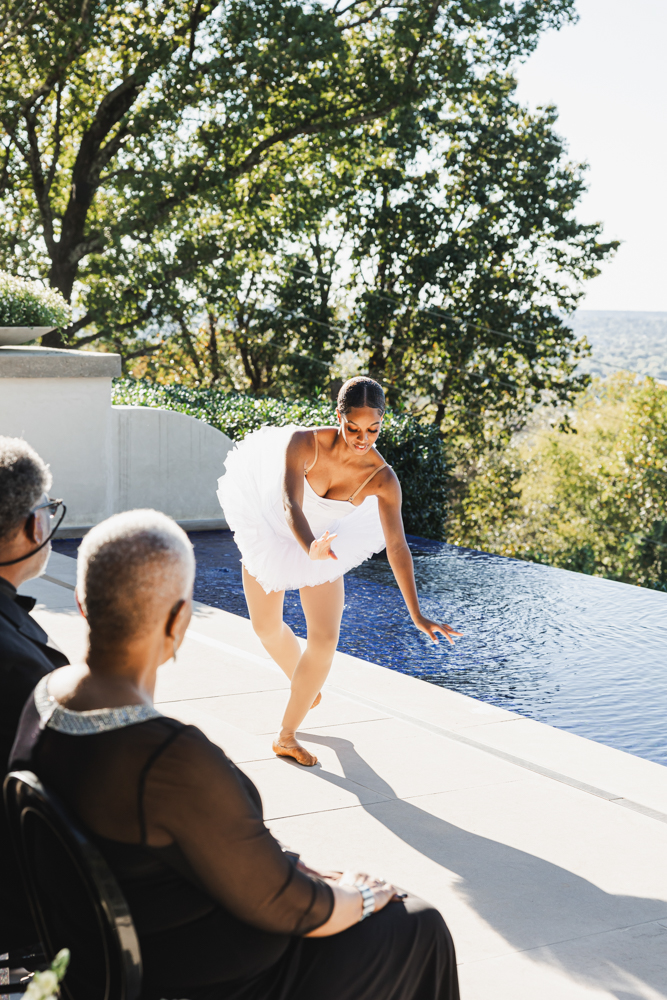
<box><xmin>217</xmin><ymin>424</ymin><xmax>388</xmax><ymax>593</ymax></box>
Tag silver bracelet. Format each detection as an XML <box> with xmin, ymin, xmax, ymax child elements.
<box><xmin>357</xmin><ymin>883</ymin><xmax>375</xmax><ymax>921</ymax></box>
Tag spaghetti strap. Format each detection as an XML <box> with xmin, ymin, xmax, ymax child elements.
<box><xmin>349</xmin><ymin>462</ymin><xmax>389</xmax><ymax>502</ymax></box>
<box><xmin>305</xmin><ymin>430</ymin><xmax>319</xmax><ymax>475</ymax></box>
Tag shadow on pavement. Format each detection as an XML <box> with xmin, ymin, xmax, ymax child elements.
<box><xmin>296</xmin><ymin>730</ymin><xmax>667</xmax><ymax>1000</ymax></box>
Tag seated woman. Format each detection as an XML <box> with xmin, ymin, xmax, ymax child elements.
<box><xmin>11</xmin><ymin>510</ymin><xmax>459</xmax><ymax>1000</ymax></box>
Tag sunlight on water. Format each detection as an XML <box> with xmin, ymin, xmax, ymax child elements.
<box><xmin>351</xmin><ymin>539</ymin><xmax>667</xmax><ymax>766</ymax></box>
<box><xmin>54</xmin><ymin>532</ymin><xmax>667</xmax><ymax>766</ymax></box>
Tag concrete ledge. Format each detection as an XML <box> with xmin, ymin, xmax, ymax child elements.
<box><xmin>55</xmin><ymin>526</ymin><xmax>94</xmax><ymax>539</ymax></box>
<box><xmin>56</xmin><ymin>517</ymin><xmax>228</xmax><ymax>539</ymax></box>
<box><xmin>0</xmin><ymin>345</ymin><xmax>121</xmax><ymax>377</ymax></box>
<box><xmin>177</xmin><ymin>518</ymin><xmax>228</xmax><ymax>531</ymax></box>
<box><xmin>39</xmin><ymin>551</ymin><xmax>667</xmax><ymax>819</ymax></box>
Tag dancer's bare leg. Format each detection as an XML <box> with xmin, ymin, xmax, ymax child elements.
<box><xmin>276</xmin><ymin>576</ymin><xmax>345</xmax><ymax>762</ymax></box>
<box><xmin>242</xmin><ymin>566</ymin><xmax>301</xmax><ymax>679</ymax></box>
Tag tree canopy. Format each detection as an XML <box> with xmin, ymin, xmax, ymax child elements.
<box><xmin>1</xmin><ymin>0</ymin><xmax>618</xmax><ymax>436</ymax></box>
<box><xmin>448</xmin><ymin>375</ymin><xmax>667</xmax><ymax>591</ymax></box>
<box><xmin>2</xmin><ymin>1</ymin><xmax>575</xmax><ymax>325</ymax></box>
<box><xmin>129</xmin><ymin>69</ymin><xmax>616</xmax><ymax>437</ymax></box>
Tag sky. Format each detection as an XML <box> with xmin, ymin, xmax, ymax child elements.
<box><xmin>513</xmin><ymin>0</ymin><xmax>667</xmax><ymax>312</ymax></box>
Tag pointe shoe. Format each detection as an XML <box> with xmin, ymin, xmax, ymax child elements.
<box><xmin>272</xmin><ymin>740</ymin><xmax>318</xmax><ymax>767</ymax></box>
<box><xmin>311</xmin><ymin>692</ymin><xmax>322</xmax><ymax>709</ymax></box>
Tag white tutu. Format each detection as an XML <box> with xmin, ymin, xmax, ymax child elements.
<box><xmin>217</xmin><ymin>424</ymin><xmax>387</xmax><ymax>593</ymax></box>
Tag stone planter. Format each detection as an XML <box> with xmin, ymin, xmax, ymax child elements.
<box><xmin>0</xmin><ymin>326</ymin><xmax>55</xmax><ymax>346</ymax></box>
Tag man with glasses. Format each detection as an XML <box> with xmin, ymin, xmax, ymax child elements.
<box><xmin>0</xmin><ymin>436</ymin><xmax>69</xmax><ymax>948</ymax></box>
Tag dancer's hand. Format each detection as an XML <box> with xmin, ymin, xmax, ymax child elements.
<box><xmin>309</xmin><ymin>530</ymin><xmax>338</xmax><ymax>561</ymax></box>
<box><xmin>413</xmin><ymin>615</ymin><xmax>463</xmax><ymax>645</ymax></box>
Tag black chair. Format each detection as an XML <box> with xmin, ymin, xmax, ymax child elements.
<box><xmin>3</xmin><ymin>772</ymin><xmax>142</xmax><ymax>1000</ymax></box>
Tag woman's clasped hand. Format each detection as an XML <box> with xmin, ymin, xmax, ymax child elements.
<box><xmin>338</xmin><ymin>870</ymin><xmax>405</xmax><ymax>907</ymax></box>
<box><xmin>299</xmin><ymin>864</ymin><xmax>402</xmax><ymax>936</ymax></box>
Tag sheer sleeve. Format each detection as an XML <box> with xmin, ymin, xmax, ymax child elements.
<box><xmin>143</xmin><ymin>726</ymin><xmax>334</xmax><ymax>935</ymax></box>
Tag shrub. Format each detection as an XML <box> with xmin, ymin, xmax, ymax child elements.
<box><xmin>0</xmin><ymin>272</ymin><xmax>72</xmax><ymax>327</ymax></box>
<box><xmin>112</xmin><ymin>378</ymin><xmax>449</xmax><ymax>539</ymax></box>
<box><xmin>377</xmin><ymin>413</ymin><xmax>448</xmax><ymax>541</ymax></box>
<box><xmin>448</xmin><ymin>374</ymin><xmax>667</xmax><ymax>590</ymax></box>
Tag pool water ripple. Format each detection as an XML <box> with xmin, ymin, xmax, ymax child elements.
<box><xmin>54</xmin><ymin>531</ymin><xmax>667</xmax><ymax>765</ymax></box>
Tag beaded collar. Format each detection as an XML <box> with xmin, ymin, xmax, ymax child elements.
<box><xmin>34</xmin><ymin>674</ymin><xmax>162</xmax><ymax>736</ymax></box>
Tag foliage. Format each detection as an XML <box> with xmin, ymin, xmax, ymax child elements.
<box><xmin>25</xmin><ymin>948</ymin><xmax>70</xmax><ymax>1000</ymax></box>
<box><xmin>113</xmin><ymin>377</ymin><xmax>336</xmax><ymax>439</ymax></box>
<box><xmin>0</xmin><ymin>271</ymin><xmax>71</xmax><ymax>326</ymax></box>
<box><xmin>133</xmin><ymin>256</ymin><xmax>341</xmax><ymax>398</ymax></box>
<box><xmin>0</xmin><ymin>0</ymin><xmax>590</xmax><ymax>424</ymax></box>
<box><xmin>112</xmin><ymin>378</ymin><xmax>449</xmax><ymax>538</ymax></box>
<box><xmin>1</xmin><ymin>0</ymin><xmax>618</xmax><ymax>436</ymax></box>
<box><xmin>377</xmin><ymin>413</ymin><xmax>449</xmax><ymax>541</ymax></box>
<box><xmin>448</xmin><ymin>375</ymin><xmax>667</xmax><ymax>590</ymax></box>
<box><xmin>0</xmin><ymin>0</ymin><xmax>574</xmax><ymax>347</ymax></box>
<box><xmin>121</xmin><ymin>71</ymin><xmax>617</xmax><ymax>435</ymax></box>
<box><xmin>343</xmin><ymin>75</ymin><xmax>617</xmax><ymax>437</ymax></box>
<box><xmin>122</xmin><ymin>69</ymin><xmax>616</xmax><ymax>429</ymax></box>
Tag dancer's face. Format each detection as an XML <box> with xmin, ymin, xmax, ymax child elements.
<box><xmin>336</xmin><ymin>406</ymin><xmax>383</xmax><ymax>455</ymax></box>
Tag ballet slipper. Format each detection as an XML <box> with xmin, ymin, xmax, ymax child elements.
<box><xmin>310</xmin><ymin>692</ymin><xmax>322</xmax><ymax>709</ymax></box>
<box><xmin>272</xmin><ymin>740</ymin><xmax>318</xmax><ymax>767</ymax></box>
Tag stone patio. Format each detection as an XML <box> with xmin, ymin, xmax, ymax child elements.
<box><xmin>24</xmin><ymin>552</ymin><xmax>667</xmax><ymax>1000</ymax></box>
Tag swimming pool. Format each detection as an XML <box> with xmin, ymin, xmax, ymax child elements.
<box><xmin>54</xmin><ymin>531</ymin><xmax>667</xmax><ymax>766</ymax></box>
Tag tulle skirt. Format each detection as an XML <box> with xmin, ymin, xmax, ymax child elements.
<box><xmin>217</xmin><ymin>425</ymin><xmax>387</xmax><ymax>593</ymax></box>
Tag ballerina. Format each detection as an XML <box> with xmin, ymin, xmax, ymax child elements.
<box><xmin>217</xmin><ymin>376</ymin><xmax>462</xmax><ymax>766</ymax></box>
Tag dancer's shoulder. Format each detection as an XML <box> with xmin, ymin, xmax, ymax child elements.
<box><xmin>285</xmin><ymin>426</ymin><xmax>328</xmax><ymax>466</ymax></box>
<box><xmin>286</xmin><ymin>426</ymin><xmax>337</xmax><ymax>449</ymax></box>
<box><xmin>370</xmin><ymin>453</ymin><xmax>400</xmax><ymax>493</ymax></box>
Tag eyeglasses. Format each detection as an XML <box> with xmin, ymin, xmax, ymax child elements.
<box><xmin>31</xmin><ymin>498</ymin><xmax>65</xmax><ymax>520</ymax></box>
<box><xmin>0</xmin><ymin>497</ymin><xmax>68</xmax><ymax>567</ymax></box>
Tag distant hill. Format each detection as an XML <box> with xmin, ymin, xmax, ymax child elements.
<box><xmin>567</xmin><ymin>311</ymin><xmax>667</xmax><ymax>381</ymax></box>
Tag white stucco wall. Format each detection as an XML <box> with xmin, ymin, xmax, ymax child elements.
<box><xmin>0</xmin><ymin>347</ymin><xmax>233</xmax><ymax>531</ymax></box>
<box><xmin>112</xmin><ymin>406</ymin><xmax>233</xmax><ymax>524</ymax></box>
<box><xmin>0</xmin><ymin>376</ymin><xmax>114</xmax><ymax>526</ymax></box>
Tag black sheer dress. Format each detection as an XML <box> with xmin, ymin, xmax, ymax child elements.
<box><xmin>11</xmin><ymin>676</ymin><xmax>459</xmax><ymax>1000</ymax></box>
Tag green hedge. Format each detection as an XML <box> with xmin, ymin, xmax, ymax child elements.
<box><xmin>112</xmin><ymin>379</ymin><xmax>448</xmax><ymax>540</ymax></box>
<box><xmin>0</xmin><ymin>272</ymin><xmax>72</xmax><ymax>327</ymax></box>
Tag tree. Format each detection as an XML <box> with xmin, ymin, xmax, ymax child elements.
<box><xmin>120</xmin><ymin>65</ymin><xmax>618</xmax><ymax>415</ymax></box>
<box><xmin>448</xmin><ymin>375</ymin><xmax>667</xmax><ymax>591</ymax></box>
<box><xmin>135</xmin><ymin>255</ymin><xmax>341</xmax><ymax>395</ymax></box>
<box><xmin>0</xmin><ymin>0</ymin><xmax>577</xmax><ymax>352</ymax></box>
<box><xmin>342</xmin><ymin>73</ymin><xmax>617</xmax><ymax>436</ymax></box>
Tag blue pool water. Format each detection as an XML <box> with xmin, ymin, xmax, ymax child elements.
<box><xmin>54</xmin><ymin>531</ymin><xmax>667</xmax><ymax>766</ymax></box>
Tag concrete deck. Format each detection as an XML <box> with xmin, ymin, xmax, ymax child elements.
<box><xmin>24</xmin><ymin>552</ymin><xmax>667</xmax><ymax>999</ymax></box>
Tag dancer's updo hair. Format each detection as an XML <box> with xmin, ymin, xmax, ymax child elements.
<box><xmin>337</xmin><ymin>376</ymin><xmax>386</xmax><ymax>417</ymax></box>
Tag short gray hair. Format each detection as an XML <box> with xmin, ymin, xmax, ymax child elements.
<box><xmin>0</xmin><ymin>437</ymin><xmax>52</xmax><ymax>542</ymax></box>
<box><xmin>77</xmin><ymin>510</ymin><xmax>195</xmax><ymax>646</ymax></box>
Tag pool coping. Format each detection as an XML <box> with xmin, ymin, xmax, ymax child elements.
<box><xmin>186</xmin><ymin>609</ymin><xmax>667</xmax><ymax>824</ymax></box>
<box><xmin>44</xmin><ymin>550</ymin><xmax>667</xmax><ymax>823</ymax></box>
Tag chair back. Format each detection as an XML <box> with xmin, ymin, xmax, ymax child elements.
<box><xmin>3</xmin><ymin>771</ymin><xmax>142</xmax><ymax>1000</ymax></box>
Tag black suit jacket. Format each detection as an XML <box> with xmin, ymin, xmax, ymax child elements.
<box><xmin>0</xmin><ymin>590</ymin><xmax>69</xmax><ymax>772</ymax></box>
<box><xmin>0</xmin><ymin>587</ymin><xmax>69</xmax><ymax>947</ymax></box>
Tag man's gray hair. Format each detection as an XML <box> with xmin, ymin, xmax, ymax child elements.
<box><xmin>0</xmin><ymin>437</ymin><xmax>52</xmax><ymax>542</ymax></box>
<box><xmin>77</xmin><ymin>510</ymin><xmax>195</xmax><ymax>645</ymax></box>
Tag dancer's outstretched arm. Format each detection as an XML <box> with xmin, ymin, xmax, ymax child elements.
<box><xmin>378</xmin><ymin>472</ymin><xmax>462</xmax><ymax>645</ymax></box>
